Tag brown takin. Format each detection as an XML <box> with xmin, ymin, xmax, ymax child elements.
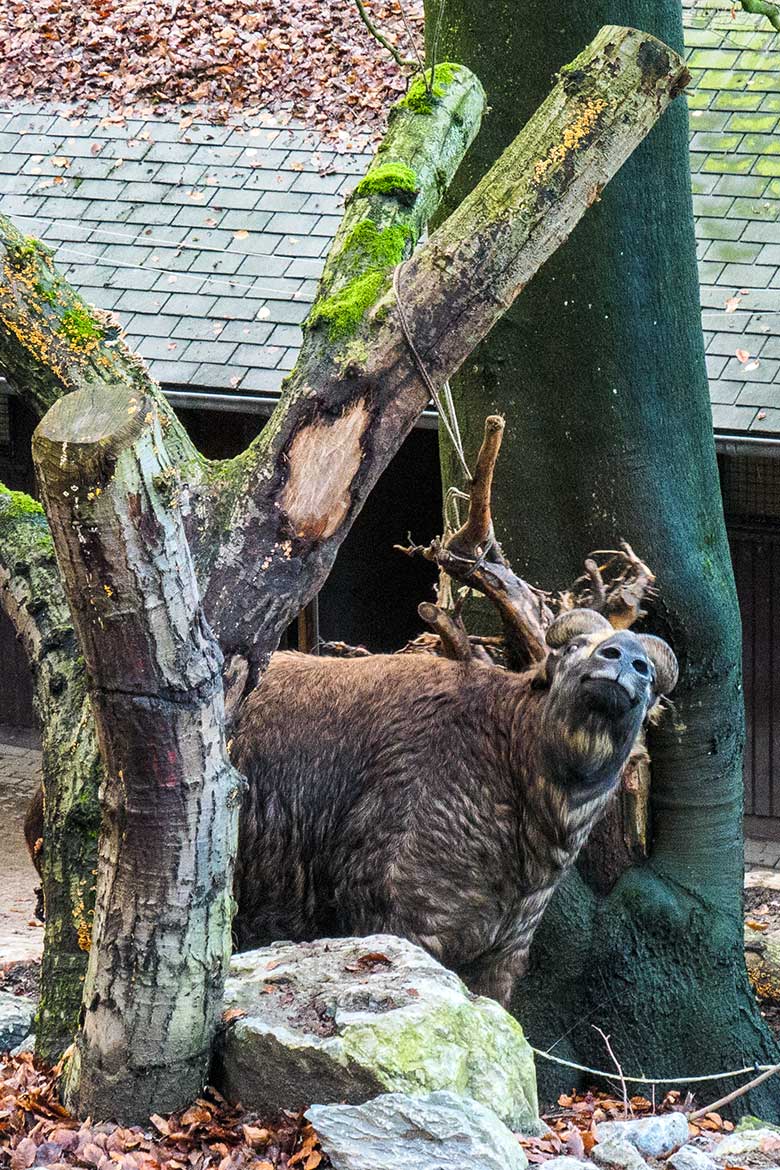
<box><xmin>25</xmin><ymin>607</ymin><xmax>677</xmax><ymax>1007</ymax></box>
<box><xmin>230</xmin><ymin>606</ymin><xmax>677</xmax><ymax>1006</ymax></box>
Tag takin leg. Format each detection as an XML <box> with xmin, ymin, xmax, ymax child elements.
<box><xmin>24</xmin><ymin>784</ymin><xmax>45</xmax><ymax>921</ymax></box>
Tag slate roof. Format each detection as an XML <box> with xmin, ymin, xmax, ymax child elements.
<box><xmin>0</xmin><ymin>2</ymin><xmax>778</xmax><ymax>437</ymax></box>
<box><xmin>685</xmin><ymin>0</ymin><xmax>780</xmax><ymax>437</ymax></box>
<box><xmin>0</xmin><ymin>106</ymin><xmax>369</xmax><ymax>403</ymax></box>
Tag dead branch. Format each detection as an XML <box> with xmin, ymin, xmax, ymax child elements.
<box><xmin>418</xmin><ymin>601</ymin><xmax>473</xmax><ymax>661</ymax></box>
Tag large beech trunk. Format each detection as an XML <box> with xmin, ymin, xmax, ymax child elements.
<box><xmin>0</xmin><ymin>26</ymin><xmax>690</xmax><ymax>1120</ymax></box>
<box><xmin>429</xmin><ymin>0</ymin><xmax>780</xmax><ymax>1119</ymax></box>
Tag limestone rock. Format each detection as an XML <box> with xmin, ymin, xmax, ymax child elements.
<box><xmin>306</xmin><ymin>1090</ymin><xmax>528</xmax><ymax>1170</ymax></box>
<box><xmin>595</xmin><ymin>1113</ymin><xmax>690</xmax><ymax>1157</ymax></box>
<box><xmin>592</xmin><ymin>1136</ymin><xmax>649</xmax><ymax>1170</ymax></box>
<box><xmin>212</xmin><ymin>935</ymin><xmax>539</xmax><ymax>1132</ymax></box>
<box><xmin>0</xmin><ymin>991</ymin><xmax>35</xmax><ymax>1052</ymax></box>
<box><xmin>715</xmin><ymin>1127</ymin><xmax>780</xmax><ymax>1160</ymax></box>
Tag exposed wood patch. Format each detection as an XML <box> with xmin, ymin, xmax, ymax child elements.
<box><xmin>281</xmin><ymin>398</ymin><xmax>370</xmax><ymax>540</ymax></box>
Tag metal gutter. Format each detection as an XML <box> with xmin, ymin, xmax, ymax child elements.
<box><xmin>715</xmin><ymin>432</ymin><xmax>780</xmax><ymax>459</ymax></box>
<box><xmin>161</xmin><ymin>387</ymin><xmax>441</xmax><ymax>429</ymax></box>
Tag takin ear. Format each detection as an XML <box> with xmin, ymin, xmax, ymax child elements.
<box><xmin>531</xmin><ymin>649</ymin><xmax>559</xmax><ymax>690</ymax></box>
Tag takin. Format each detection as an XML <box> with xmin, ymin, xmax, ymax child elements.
<box><xmin>25</xmin><ymin>606</ymin><xmax>677</xmax><ymax>1007</ymax></box>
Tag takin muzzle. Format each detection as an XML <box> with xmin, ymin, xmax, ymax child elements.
<box><xmin>230</xmin><ymin>607</ymin><xmax>678</xmax><ymax>1007</ymax></box>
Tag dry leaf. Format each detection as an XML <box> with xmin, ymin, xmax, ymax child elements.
<box><xmin>735</xmin><ymin>348</ymin><xmax>750</xmax><ymax>363</ymax></box>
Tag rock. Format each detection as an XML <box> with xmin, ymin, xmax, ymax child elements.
<box><xmin>595</xmin><ymin>1113</ymin><xmax>690</xmax><ymax>1157</ymax></box>
<box><xmin>0</xmin><ymin>991</ymin><xmax>34</xmax><ymax>1052</ymax></box>
<box><xmin>592</xmin><ymin>1137</ymin><xmax>649</xmax><ymax>1170</ymax></box>
<box><xmin>715</xmin><ymin>1127</ymin><xmax>780</xmax><ymax>1160</ymax></box>
<box><xmin>213</xmin><ymin>935</ymin><xmax>539</xmax><ymax>1132</ymax></box>
<box><xmin>306</xmin><ymin>1090</ymin><xmax>528</xmax><ymax>1170</ymax></box>
<box><xmin>11</xmin><ymin>1033</ymin><xmax>35</xmax><ymax>1056</ymax></box>
<box><xmin>668</xmin><ymin>1146</ymin><xmax>717</xmax><ymax>1170</ymax></box>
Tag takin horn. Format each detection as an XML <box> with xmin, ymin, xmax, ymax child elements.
<box><xmin>637</xmin><ymin>634</ymin><xmax>679</xmax><ymax>696</ymax></box>
<box><xmin>545</xmin><ymin>608</ymin><xmax>613</xmax><ymax>648</ymax></box>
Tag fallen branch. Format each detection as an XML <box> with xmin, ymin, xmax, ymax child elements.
<box><xmin>689</xmin><ymin>1062</ymin><xmax>780</xmax><ymax>1120</ymax></box>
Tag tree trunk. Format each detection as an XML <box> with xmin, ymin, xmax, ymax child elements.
<box><xmin>1</xmin><ymin>26</ymin><xmax>689</xmax><ymax>1120</ymax></box>
<box><xmin>0</xmin><ymin>485</ymin><xmax>100</xmax><ymax>1063</ymax></box>
<box><xmin>430</xmin><ymin>0</ymin><xmax>780</xmax><ymax>1117</ymax></box>
<box><xmin>33</xmin><ymin>386</ymin><xmax>242</xmax><ymax>1122</ymax></box>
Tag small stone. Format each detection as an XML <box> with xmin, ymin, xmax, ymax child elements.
<box><xmin>0</xmin><ymin>991</ymin><xmax>35</xmax><ymax>1052</ymax></box>
<box><xmin>595</xmin><ymin>1113</ymin><xmax>690</xmax><ymax>1158</ymax></box>
<box><xmin>308</xmin><ymin>1090</ymin><xmax>528</xmax><ymax>1170</ymax></box>
<box><xmin>542</xmin><ymin>1159</ymin><xmax>595</xmax><ymax>1170</ymax></box>
<box><xmin>592</xmin><ymin>1137</ymin><xmax>649</xmax><ymax>1170</ymax></box>
<box><xmin>11</xmin><ymin>1033</ymin><xmax>35</xmax><ymax>1056</ymax></box>
<box><xmin>735</xmin><ymin>1114</ymin><xmax>780</xmax><ymax>1133</ymax></box>
<box><xmin>668</xmin><ymin>1145</ymin><xmax>717</xmax><ymax>1170</ymax></box>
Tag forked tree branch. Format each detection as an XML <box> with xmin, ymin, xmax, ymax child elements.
<box><xmin>202</xmin><ymin>27</ymin><xmax>690</xmax><ymax>669</ymax></box>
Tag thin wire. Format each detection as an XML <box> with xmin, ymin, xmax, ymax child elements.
<box><xmin>532</xmin><ymin>1046</ymin><xmax>780</xmax><ymax>1086</ymax></box>
<box><xmin>392</xmin><ymin>261</ymin><xmax>472</xmax><ymax>483</ymax></box>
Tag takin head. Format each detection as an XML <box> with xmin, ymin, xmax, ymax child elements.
<box><xmin>537</xmin><ymin>608</ymin><xmax>679</xmax><ymax>798</ymax></box>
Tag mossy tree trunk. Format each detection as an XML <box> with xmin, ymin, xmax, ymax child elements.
<box><xmin>1</xmin><ymin>27</ymin><xmax>689</xmax><ymax>1120</ymax></box>
<box><xmin>430</xmin><ymin>0</ymin><xmax>780</xmax><ymax>1118</ymax></box>
<box><xmin>0</xmin><ymin>486</ymin><xmax>101</xmax><ymax>1064</ymax></box>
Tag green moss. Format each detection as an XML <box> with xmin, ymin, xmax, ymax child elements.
<box><xmin>59</xmin><ymin>304</ymin><xmax>103</xmax><ymax>347</ymax></box>
<box><xmin>0</xmin><ymin>484</ymin><xmax>44</xmax><ymax>520</ymax></box>
<box><xmin>355</xmin><ymin>163</ymin><xmax>420</xmax><ymax>201</ymax></box>
<box><xmin>398</xmin><ymin>62</ymin><xmax>461</xmax><ymax>114</ymax></box>
<box><xmin>307</xmin><ymin>219</ymin><xmax>411</xmax><ymax>342</ymax></box>
<box><xmin>307</xmin><ymin>271</ymin><xmax>386</xmax><ymax>342</ymax></box>
<box><xmin>342</xmin><ymin>220</ymin><xmax>410</xmax><ymax>268</ymax></box>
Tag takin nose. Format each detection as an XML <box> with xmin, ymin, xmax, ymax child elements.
<box><xmin>581</xmin><ymin>635</ymin><xmax>652</xmax><ymax>708</ymax></box>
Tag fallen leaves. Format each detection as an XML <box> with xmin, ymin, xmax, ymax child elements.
<box><xmin>0</xmin><ymin>1052</ymin><xmax>325</xmax><ymax>1170</ymax></box>
<box><xmin>0</xmin><ymin>0</ymin><xmax>425</xmax><ymax>141</ymax></box>
<box><xmin>518</xmin><ymin>1088</ymin><xmax>735</xmax><ymax>1163</ymax></box>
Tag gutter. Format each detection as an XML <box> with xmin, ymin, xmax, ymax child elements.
<box><xmin>715</xmin><ymin>432</ymin><xmax>780</xmax><ymax>459</ymax></box>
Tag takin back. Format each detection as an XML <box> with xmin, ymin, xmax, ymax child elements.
<box><xmin>231</xmin><ymin>606</ymin><xmax>678</xmax><ymax>1006</ymax></box>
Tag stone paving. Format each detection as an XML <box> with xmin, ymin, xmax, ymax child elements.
<box><xmin>0</xmin><ymin>730</ymin><xmax>43</xmax><ymax>964</ymax></box>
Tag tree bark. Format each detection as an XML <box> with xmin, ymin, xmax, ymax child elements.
<box><xmin>0</xmin><ymin>26</ymin><xmax>691</xmax><ymax>1120</ymax></box>
<box><xmin>0</xmin><ymin>485</ymin><xmax>100</xmax><ymax>1063</ymax></box>
<box><xmin>430</xmin><ymin>0</ymin><xmax>780</xmax><ymax>1118</ymax></box>
<box><xmin>33</xmin><ymin>386</ymin><xmax>242</xmax><ymax>1122</ymax></box>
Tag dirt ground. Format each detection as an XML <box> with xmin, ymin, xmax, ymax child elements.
<box><xmin>0</xmin><ymin>728</ymin><xmax>44</xmax><ymax>967</ymax></box>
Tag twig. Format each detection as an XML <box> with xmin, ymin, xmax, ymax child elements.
<box><xmin>593</xmin><ymin>1026</ymin><xmax>631</xmax><ymax>1119</ymax></box>
<box><xmin>688</xmin><ymin>1062</ymin><xmax>780</xmax><ymax>1120</ymax></box>
<box><xmin>395</xmin><ymin>0</ymin><xmax>428</xmax><ymax>80</ymax></box>
<box><xmin>740</xmin><ymin>0</ymin><xmax>780</xmax><ymax>31</ymax></box>
<box><xmin>352</xmin><ymin>0</ymin><xmax>417</xmax><ymax>70</ymax></box>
